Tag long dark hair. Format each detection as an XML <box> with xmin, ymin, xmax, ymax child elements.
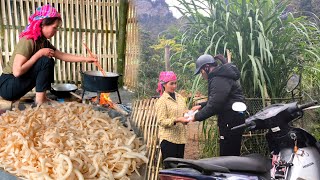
<box><xmin>41</xmin><ymin>17</ymin><xmax>62</xmax><ymax>26</ymax></box>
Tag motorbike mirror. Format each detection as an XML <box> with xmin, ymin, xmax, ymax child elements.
<box><xmin>232</xmin><ymin>102</ymin><xmax>247</xmax><ymax>112</ymax></box>
<box><xmin>286</xmin><ymin>74</ymin><xmax>300</xmax><ymax>92</ymax></box>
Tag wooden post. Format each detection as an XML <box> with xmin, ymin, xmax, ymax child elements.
<box><xmin>117</xmin><ymin>0</ymin><xmax>129</xmax><ymax>86</ymax></box>
<box><xmin>0</xmin><ymin>1</ymin><xmax>4</xmax><ymax>75</ymax></box>
<box><xmin>227</xmin><ymin>49</ymin><xmax>232</xmax><ymax>63</ymax></box>
<box><xmin>165</xmin><ymin>45</ymin><xmax>170</xmax><ymax>71</ymax></box>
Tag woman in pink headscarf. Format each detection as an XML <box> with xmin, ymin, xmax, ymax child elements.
<box><xmin>155</xmin><ymin>71</ymin><xmax>189</xmax><ymax>168</ymax></box>
<box><xmin>0</xmin><ymin>4</ymin><xmax>97</xmax><ymax>105</ymax></box>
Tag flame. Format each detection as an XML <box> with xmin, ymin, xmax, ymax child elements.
<box><xmin>92</xmin><ymin>93</ymin><xmax>114</xmax><ymax>108</ymax></box>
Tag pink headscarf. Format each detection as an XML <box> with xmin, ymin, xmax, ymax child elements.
<box><xmin>156</xmin><ymin>71</ymin><xmax>177</xmax><ymax>95</ymax></box>
<box><xmin>19</xmin><ymin>4</ymin><xmax>61</xmax><ymax>41</ymax></box>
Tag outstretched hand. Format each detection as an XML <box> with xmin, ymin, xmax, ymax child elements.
<box><xmin>176</xmin><ymin>117</ymin><xmax>190</xmax><ymax>124</ymax></box>
<box><xmin>85</xmin><ymin>56</ymin><xmax>98</xmax><ymax>63</ymax></box>
<box><xmin>189</xmin><ymin>115</ymin><xmax>196</xmax><ymax>122</ymax></box>
<box><xmin>191</xmin><ymin>105</ymin><xmax>201</xmax><ymax>111</ymax></box>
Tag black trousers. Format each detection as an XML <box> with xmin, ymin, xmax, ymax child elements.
<box><xmin>0</xmin><ymin>56</ymin><xmax>54</xmax><ymax>101</ymax></box>
<box><xmin>218</xmin><ymin>110</ymin><xmax>245</xmax><ymax>156</ymax></box>
<box><xmin>160</xmin><ymin>140</ymin><xmax>185</xmax><ymax>168</ymax></box>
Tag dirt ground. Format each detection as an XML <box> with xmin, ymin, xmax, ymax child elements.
<box><xmin>184</xmin><ymin>121</ymin><xmax>201</xmax><ymax>159</ymax></box>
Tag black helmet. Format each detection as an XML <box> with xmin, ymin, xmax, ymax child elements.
<box><xmin>194</xmin><ymin>54</ymin><xmax>216</xmax><ymax>75</ymax></box>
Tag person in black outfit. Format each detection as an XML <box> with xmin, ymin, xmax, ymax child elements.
<box><xmin>190</xmin><ymin>54</ymin><xmax>245</xmax><ymax>156</ymax></box>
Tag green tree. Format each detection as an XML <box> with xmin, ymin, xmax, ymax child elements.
<box><xmin>136</xmin><ymin>30</ymin><xmax>163</xmax><ymax>98</ymax></box>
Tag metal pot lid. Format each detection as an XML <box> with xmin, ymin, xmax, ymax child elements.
<box><xmin>51</xmin><ymin>83</ymin><xmax>77</xmax><ymax>91</ymax></box>
<box><xmin>84</xmin><ymin>71</ymin><xmax>119</xmax><ymax>77</ymax></box>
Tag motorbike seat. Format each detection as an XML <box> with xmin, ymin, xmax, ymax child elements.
<box><xmin>165</xmin><ymin>154</ymin><xmax>271</xmax><ymax>174</ymax></box>
<box><xmin>195</xmin><ymin>153</ymin><xmax>271</xmax><ymax>173</ymax></box>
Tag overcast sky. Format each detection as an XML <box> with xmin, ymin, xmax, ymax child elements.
<box><xmin>165</xmin><ymin>0</ymin><xmax>183</xmax><ymax>18</ymax></box>
<box><xmin>165</xmin><ymin>0</ymin><xmax>208</xmax><ymax>18</ymax></box>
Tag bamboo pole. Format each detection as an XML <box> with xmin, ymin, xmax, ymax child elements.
<box><xmin>75</xmin><ymin>0</ymin><xmax>81</xmax><ymax>83</ymax></box>
<box><xmin>91</xmin><ymin>0</ymin><xmax>97</xmax><ymax>72</ymax></box>
<box><xmin>80</xmin><ymin>0</ymin><xmax>87</xmax><ymax>73</ymax></box>
<box><xmin>124</xmin><ymin>0</ymin><xmax>139</xmax><ymax>89</ymax></box>
<box><xmin>154</xmin><ymin>148</ymin><xmax>162</xmax><ymax>180</ymax></box>
<box><xmin>134</xmin><ymin>100</ymin><xmax>143</xmax><ymax>135</ymax></box>
<box><xmin>132</xmin><ymin>3</ymin><xmax>139</xmax><ymax>89</ymax></box>
<box><xmin>19</xmin><ymin>0</ymin><xmax>26</xmax><ymax>26</ymax></box>
<box><xmin>54</xmin><ymin>0</ymin><xmax>61</xmax><ymax>83</ymax></box>
<box><xmin>151</xmin><ymin>102</ymin><xmax>160</xmax><ymax>180</ymax></box>
<box><xmin>13</xmin><ymin>0</ymin><xmax>20</xmax><ymax>42</ymax></box>
<box><xmin>85</xmin><ymin>0</ymin><xmax>91</xmax><ymax>71</ymax></box>
<box><xmin>146</xmin><ymin>99</ymin><xmax>157</xmax><ymax>146</ymax></box>
<box><xmin>2</xmin><ymin>0</ymin><xmax>10</xmax><ymax>64</ymax></box>
<box><xmin>0</xmin><ymin>0</ymin><xmax>5</xmax><ymax>71</ymax></box>
<box><xmin>6</xmin><ymin>0</ymin><xmax>14</xmax><ymax>54</ymax></box>
<box><xmin>70</xmin><ymin>0</ymin><xmax>75</xmax><ymax>82</ymax></box>
<box><xmin>97</xmin><ymin>0</ymin><xmax>102</xmax><ymax>76</ymax></box>
<box><xmin>102</xmin><ymin>0</ymin><xmax>107</xmax><ymax>72</ymax></box>
<box><xmin>139</xmin><ymin>100</ymin><xmax>149</xmax><ymax>132</ymax></box>
<box><xmin>65</xmin><ymin>0</ymin><xmax>71</xmax><ymax>82</ymax></box>
<box><xmin>130</xmin><ymin>101</ymin><xmax>138</xmax><ymax>127</ymax></box>
<box><xmin>117</xmin><ymin>0</ymin><xmax>129</xmax><ymax>86</ymax></box>
<box><xmin>106</xmin><ymin>0</ymin><xmax>111</xmax><ymax>72</ymax></box>
<box><xmin>165</xmin><ymin>45</ymin><xmax>170</xmax><ymax>71</ymax></box>
<box><xmin>129</xmin><ymin>98</ymin><xmax>162</xmax><ymax>180</ymax></box>
<box><xmin>147</xmin><ymin>137</ymin><xmax>157</xmax><ymax>179</ymax></box>
<box><xmin>111</xmin><ymin>0</ymin><xmax>117</xmax><ymax>73</ymax></box>
<box><xmin>143</xmin><ymin>101</ymin><xmax>152</xmax><ymax>144</ymax></box>
<box><xmin>136</xmin><ymin>100</ymin><xmax>146</xmax><ymax>135</ymax></box>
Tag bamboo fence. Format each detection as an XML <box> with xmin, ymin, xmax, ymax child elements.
<box><xmin>124</xmin><ymin>0</ymin><xmax>139</xmax><ymax>89</ymax></box>
<box><xmin>0</xmin><ymin>0</ymin><xmax>139</xmax><ymax>88</ymax></box>
<box><xmin>130</xmin><ymin>98</ymin><xmax>162</xmax><ymax>180</ymax></box>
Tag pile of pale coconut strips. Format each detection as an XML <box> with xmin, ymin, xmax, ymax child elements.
<box><xmin>0</xmin><ymin>102</ymin><xmax>147</xmax><ymax>180</ymax></box>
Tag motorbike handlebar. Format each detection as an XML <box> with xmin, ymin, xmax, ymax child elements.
<box><xmin>231</xmin><ymin>122</ymin><xmax>255</xmax><ymax>130</ymax></box>
<box><xmin>231</xmin><ymin>124</ymin><xmax>247</xmax><ymax>130</ymax></box>
<box><xmin>298</xmin><ymin>101</ymin><xmax>318</xmax><ymax>110</ymax></box>
<box><xmin>231</xmin><ymin>101</ymin><xmax>318</xmax><ymax>131</ymax></box>
<box><xmin>231</xmin><ymin>124</ymin><xmax>246</xmax><ymax>130</ymax></box>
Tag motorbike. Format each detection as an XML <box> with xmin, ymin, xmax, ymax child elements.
<box><xmin>159</xmin><ymin>75</ymin><xmax>320</xmax><ymax>180</ymax></box>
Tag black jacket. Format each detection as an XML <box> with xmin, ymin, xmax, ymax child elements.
<box><xmin>195</xmin><ymin>63</ymin><xmax>244</xmax><ymax>121</ymax></box>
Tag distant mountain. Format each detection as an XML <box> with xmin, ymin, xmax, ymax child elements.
<box><xmin>135</xmin><ymin>0</ymin><xmax>172</xmax><ymax>17</ymax></box>
<box><xmin>135</xmin><ymin>0</ymin><xmax>178</xmax><ymax>39</ymax></box>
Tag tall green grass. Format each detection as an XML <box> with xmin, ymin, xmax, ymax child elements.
<box><xmin>171</xmin><ymin>0</ymin><xmax>320</xmax><ymax>157</ymax></box>
<box><xmin>174</xmin><ymin>0</ymin><xmax>320</xmax><ymax>99</ymax></box>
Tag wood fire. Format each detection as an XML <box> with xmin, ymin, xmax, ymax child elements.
<box><xmin>91</xmin><ymin>93</ymin><xmax>114</xmax><ymax>108</ymax></box>
<box><xmin>91</xmin><ymin>93</ymin><xmax>128</xmax><ymax>116</ymax></box>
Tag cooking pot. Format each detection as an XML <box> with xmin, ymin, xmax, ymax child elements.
<box><xmin>81</xmin><ymin>71</ymin><xmax>120</xmax><ymax>92</ymax></box>
<box><xmin>50</xmin><ymin>83</ymin><xmax>78</xmax><ymax>98</ymax></box>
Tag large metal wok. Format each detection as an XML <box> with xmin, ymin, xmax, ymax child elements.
<box><xmin>81</xmin><ymin>71</ymin><xmax>120</xmax><ymax>92</ymax></box>
<box><xmin>81</xmin><ymin>70</ymin><xmax>122</xmax><ymax>103</ymax></box>
<box><xmin>50</xmin><ymin>83</ymin><xmax>78</xmax><ymax>98</ymax></box>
